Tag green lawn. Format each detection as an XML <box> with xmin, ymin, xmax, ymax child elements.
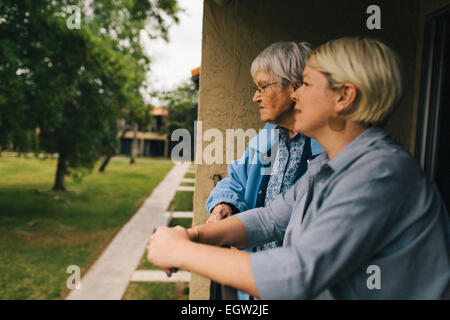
<box><xmin>0</xmin><ymin>155</ymin><xmax>173</xmax><ymax>299</ymax></box>
<box><xmin>168</xmin><ymin>192</ymin><xmax>194</xmax><ymax>212</ymax></box>
<box><xmin>169</xmin><ymin>218</ymin><xmax>192</xmax><ymax>229</ymax></box>
<box><xmin>179</xmin><ymin>182</ymin><xmax>195</xmax><ymax>187</ymax></box>
<box><xmin>122</xmin><ymin>282</ymin><xmax>189</xmax><ymax>300</ymax></box>
<box><xmin>184</xmin><ymin>172</ymin><xmax>195</xmax><ymax>179</ymax></box>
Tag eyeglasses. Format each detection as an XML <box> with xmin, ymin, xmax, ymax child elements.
<box><xmin>253</xmin><ymin>81</ymin><xmax>279</xmax><ymax>94</ymax></box>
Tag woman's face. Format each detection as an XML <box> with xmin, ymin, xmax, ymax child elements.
<box><xmin>291</xmin><ymin>65</ymin><xmax>339</xmax><ymax>137</ymax></box>
<box><xmin>252</xmin><ymin>71</ymin><xmax>295</xmax><ymax>127</ymax></box>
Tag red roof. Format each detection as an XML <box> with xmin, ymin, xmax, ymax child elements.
<box><xmin>191</xmin><ymin>67</ymin><xmax>200</xmax><ymax>77</ymax></box>
<box><xmin>151</xmin><ymin>107</ymin><xmax>168</xmax><ymax>116</ymax></box>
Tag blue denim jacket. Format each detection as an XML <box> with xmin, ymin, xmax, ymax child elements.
<box><xmin>206</xmin><ymin>123</ymin><xmax>324</xmax><ymax>214</ymax></box>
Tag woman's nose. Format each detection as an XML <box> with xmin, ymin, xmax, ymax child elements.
<box><xmin>253</xmin><ymin>91</ymin><xmax>261</xmax><ymax>102</ymax></box>
<box><xmin>290</xmin><ymin>89</ymin><xmax>298</xmax><ymax>101</ymax></box>
<box><xmin>291</xmin><ymin>84</ymin><xmax>304</xmax><ymax>101</ymax></box>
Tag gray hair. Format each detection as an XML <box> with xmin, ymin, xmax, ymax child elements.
<box><xmin>251</xmin><ymin>41</ymin><xmax>313</xmax><ymax>87</ymax></box>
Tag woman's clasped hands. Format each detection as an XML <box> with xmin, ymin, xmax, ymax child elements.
<box><xmin>146</xmin><ymin>225</ymin><xmax>197</xmax><ymax>277</ymax></box>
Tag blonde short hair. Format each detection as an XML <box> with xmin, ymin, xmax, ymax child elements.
<box><xmin>307</xmin><ymin>37</ymin><xmax>403</xmax><ymax>126</ymax></box>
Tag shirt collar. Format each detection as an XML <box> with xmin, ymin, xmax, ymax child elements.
<box><xmin>277</xmin><ymin>126</ymin><xmax>303</xmax><ymax>144</ymax></box>
<box><xmin>326</xmin><ymin>127</ymin><xmax>388</xmax><ymax>172</ymax></box>
<box><xmin>248</xmin><ymin>123</ymin><xmax>305</xmax><ymax>153</ymax></box>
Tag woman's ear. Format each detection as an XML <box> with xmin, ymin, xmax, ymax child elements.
<box><xmin>335</xmin><ymin>83</ymin><xmax>358</xmax><ymax>114</ymax></box>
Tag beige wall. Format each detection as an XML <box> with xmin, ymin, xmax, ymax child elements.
<box><xmin>190</xmin><ymin>0</ymin><xmax>450</xmax><ymax>299</ymax></box>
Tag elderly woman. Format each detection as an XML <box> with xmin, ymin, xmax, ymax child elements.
<box><xmin>206</xmin><ymin>41</ymin><xmax>322</xmax><ymax>226</ymax></box>
<box><xmin>206</xmin><ymin>41</ymin><xmax>323</xmax><ymax>300</ymax></box>
<box><xmin>147</xmin><ymin>37</ymin><xmax>450</xmax><ymax>299</ymax></box>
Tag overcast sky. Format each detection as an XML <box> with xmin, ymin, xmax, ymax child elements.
<box><xmin>141</xmin><ymin>0</ymin><xmax>203</xmax><ymax>104</ymax></box>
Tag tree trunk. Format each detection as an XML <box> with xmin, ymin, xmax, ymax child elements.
<box><xmin>99</xmin><ymin>127</ymin><xmax>129</xmax><ymax>173</ymax></box>
<box><xmin>53</xmin><ymin>153</ymin><xmax>67</xmax><ymax>191</ymax></box>
<box><xmin>130</xmin><ymin>123</ymin><xmax>138</xmax><ymax>165</ymax></box>
<box><xmin>98</xmin><ymin>151</ymin><xmax>113</xmax><ymax>173</ymax></box>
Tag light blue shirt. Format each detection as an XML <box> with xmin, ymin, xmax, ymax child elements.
<box><xmin>236</xmin><ymin>127</ymin><xmax>450</xmax><ymax>299</ymax></box>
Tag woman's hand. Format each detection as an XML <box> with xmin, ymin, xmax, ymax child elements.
<box><xmin>146</xmin><ymin>226</ymin><xmax>191</xmax><ymax>273</ymax></box>
<box><xmin>207</xmin><ymin>203</ymin><xmax>233</xmax><ymax>223</ymax></box>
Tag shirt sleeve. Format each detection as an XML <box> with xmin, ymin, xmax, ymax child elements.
<box><xmin>205</xmin><ymin>148</ymin><xmax>251</xmax><ymax>213</ymax></box>
<box><xmin>248</xmin><ymin>153</ymin><xmax>416</xmax><ymax>299</ymax></box>
<box><xmin>235</xmin><ymin>174</ymin><xmax>306</xmax><ymax>248</ymax></box>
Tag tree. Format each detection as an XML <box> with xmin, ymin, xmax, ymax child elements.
<box><xmin>0</xmin><ymin>0</ymin><xmax>181</xmax><ymax>190</ymax></box>
<box><xmin>156</xmin><ymin>80</ymin><xmax>198</xmax><ymax>161</ymax></box>
<box><xmin>98</xmin><ymin>104</ymin><xmax>154</xmax><ymax>172</ymax></box>
<box><xmin>128</xmin><ymin>104</ymin><xmax>153</xmax><ymax>165</ymax></box>
<box><xmin>97</xmin><ymin>119</ymin><xmax>126</xmax><ymax>173</ymax></box>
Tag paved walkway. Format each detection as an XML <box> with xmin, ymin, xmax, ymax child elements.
<box><xmin>66</xmin><ymin>163</ymin><xmax>190</xmax><ymax>300</ymax></box>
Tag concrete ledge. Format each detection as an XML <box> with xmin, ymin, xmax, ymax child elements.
<box><xmin>131</xmin><ymin>270</ymin><xmax>191</xmax><ymax>282</ymax></box>
<box><xmin>176</xmin><ymin>186</ymin><xmax>195</xmax><ymax>191</ymax></box>
<box><xmin>170</xmin><ymin>211</ymin><xmax>194</xmax><ymax>219</ymax></box>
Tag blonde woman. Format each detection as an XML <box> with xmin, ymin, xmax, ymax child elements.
<box><xmin>147</xmin><ymin>37</ymin><xmax>450</xmax><ymax>299</ymax></box>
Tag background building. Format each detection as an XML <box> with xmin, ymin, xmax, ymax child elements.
<box><xmin>119</xmin><ymin>107</ymin><xmax>169</xmax><ymax>158</ymax></box>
